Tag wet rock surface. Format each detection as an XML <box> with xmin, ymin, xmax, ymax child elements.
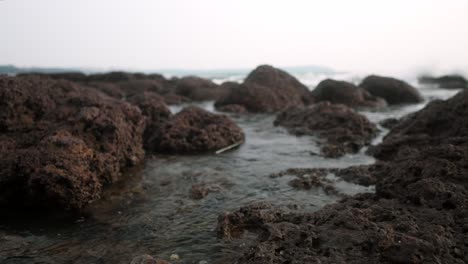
<box><xmin>0</xmin><ymin>76</ymin><xmax>146</xmax><ymax>211</ymax></box>
<box><xmin>149</xmin><ymin>106</ymin><xmax>245</xmax><ymax>154</ymax></box>
<box><xmin>312</xmin><ymin>79</ymin><xmax>387</xmax><ymax>108</ymax></box>
<box><xmin>219</xmin><ymin>90</ymin><xmax>468</xmax><ymax>264</ymax></box>
<box><xmin>215</xmin><ymin>65</ymin><xmax>314</xmax><ymax>112</ymax></box>
<box><xmin>419</xmin><ymin>74</ymin><xmax>468</xmax><ymax>89</ymax></box>
<box><xmin>369</xmin><ymin>90</ymin><xmax>468</xmax><ymax>161</ymax></box>
<box><xmin>360</xmin><ymin>75</ymin><xmax>424</xmax><ymax>105</ymax></box>
<box><xmin>274</xmin><ymin>102</ymin><xmax>377</xmax><ymax>157</ymax></box>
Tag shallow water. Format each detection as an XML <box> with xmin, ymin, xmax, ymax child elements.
<box><xmin>0</xmin><ymin>77</ymin><xmax>462</xmax><ymax>264</ymax></box>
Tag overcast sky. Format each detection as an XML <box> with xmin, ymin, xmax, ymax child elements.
<box><xmin>1</xmin><ymin>0</ymin><xmax>468</xmax><ymax>74</ymax></box>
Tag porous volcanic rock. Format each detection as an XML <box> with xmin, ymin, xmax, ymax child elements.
<box><xmin>312</xmin><ymin>79</ymin><xmax>387</xmax><ymax>108</ymax></box>
<box><xmin>149</xmin><ymin>106</ymin><xmax>244</xmax><ymax>154</ymax></box>
<box><xmin>419</xmin><ymin>74</ymin><xmax>467</xmax><ymax>89</ymax></box>
<box><xmin>215</xmin><ymin>65</ymin><xmax>314</xmax><ymax>113</ymax></box>
<box><xmin>274</xmin><ymin>102</ymin><xmax>377</xmax><ymax>157</ymax></box>
<box><xmin>369</xmin><ymin>90</ymin><xmax>468</xmax><ymax>161</ymax></box>
<box><xmin>0</xmin><ymin>76</ymin><xmax>146</xmax><ymax>211</ymax></box>
<box><xmin>360</xmin><ymin>75</ymin><xmax>424</xmax><ymax>105</ymax></box>
<box><xmin>127</xmin><ymin>92</ymin><xmax>173</xmax><ymax>150</ymax></box>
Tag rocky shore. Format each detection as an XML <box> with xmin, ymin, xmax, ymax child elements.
<box><xmin>1</xmin><ymin>66</ymin><xmax>467</xmax><ymax>263</ymax></box>
<box><xmin>218</xmin><ymin>88</ymin><xmax>468</xmax><ymax>264</ymax></box>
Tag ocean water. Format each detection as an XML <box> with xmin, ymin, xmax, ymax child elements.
<box><xmin>0</xmin><ymin>71</ymin><xmax>462</xmax><ymax>264</ymax></box>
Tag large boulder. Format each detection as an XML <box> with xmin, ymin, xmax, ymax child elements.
<box><xmin>359</xmin><ymin>75</ymin><xmax>424</xmax><ymax>105</ymax></box>
<box><xmin>215</xmin><ymin>65</ymin><xmax>314</xmax><ymax>113</ymax></box>
<box><xmin>274</xmin><ymin>102</ymin><xmax>377</xmax><ymax>157</ymax></box>
<box><xmin>419</xmin><ymin>74</ymin><xmax>468</xmax><ymax>89</ymax></box>
<box><xmin>312</xmin><ymin>79</ymin><xmax>387</xmax><ymax>108</ymax></box>
<box><xmin>149</xmin><ymin>106</ymin><xmax>244</xmax><ymax>154</ymax></box>
<box><xmin>369</xmin><ymin>90</ymin><xmax>468</xmax><ymax>161</ymax></box>
<box><xmin>0</xmin><ymin>76</ymin><xmax>146</xmax><ymax>211</ymax></box>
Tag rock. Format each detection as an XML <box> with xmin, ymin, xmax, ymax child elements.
<box><xmin>18</xmin><ymin>72</ymin><xmax>89</xmax><ymax>82</ymax></box>
<box><xmin>215</xmin><ymin>65</ymin><xmax>314</xmax><ymax>113</ymax></box>
<box><xmin>0</xmin><ymin>76</ymin><xmax>145</xmax><ymax>211</ymax></box>
<box><xmin>369</xmin><ymin>90</ymin><xmax>468</xmax><ymax>161</ymax></box>
<box><xmin>174</xmin><ymin>76</ymin><xmax>227</xmax><ymax>101</ymax></box>
<box><xmin>127</xmin><ymin>92</ymin><xmax>173</xmax><ymax>150</ymax></box>
<box><xmin>312</xmin><ymin>79</ymin><xmax>387</xmax><ymax>108</ymax></box>
<box><xmin>359</xmin><ymin>75</ymin><xmax>424</xmax><ymax>105</ymax></box>
<box><xmin>162</xmin><ymin>94</ymin><xmax>191</xmax><ymax>105</ymax></box>
<box><xmin>419</xmin><ymin>74</ymin><xmax>468</xmax><ymax>89</ymax></box>
<box><xmin>216</xmin><ymin>104</ymin><xmax>248</xmax><ymax>114</ymax></box>
<box><xmin>379</xmin><ymin>117</ymin><xmax>399</xmax><ymax>129</ymax></box>
<box><xmin>274</xmin><ymin>102</ymin><xmax>377</xmax><ymax>157</ymax></box>
<box><xmin>149</xmin><ymin>106</ymin><xmax>245</xmax><ymax>154</ymax></box>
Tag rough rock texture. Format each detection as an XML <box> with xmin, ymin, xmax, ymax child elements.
<box><xmin>379</xmin><ymin>117</ymin><xmax>399</xmax><ymax>130</ymax></box>
<box><xmin>19</xmin><ymin>71</ymin><xmax>223</xmax><ymax>104</ymax></box>
<box><xmin>0</xmin><ymin>76</ymin><xmax>145</xmax><ymax>211</ymax></box>
<box><xmin>369</xmin><ymin>90</ymin><xmax>468</xmax><ymax>161</ymax></box>
<box><xmin>312</xmin><ymin>79</ymin><xmax>387</xmax><ymax>108</ymax></box>
<box><xmin>219</xmin><ymin>90</ymin><xmax>468</xmax><ymax>264</ymax></box>
<box><xmin>215</xmin><ymin>65</ymin><xmax>314</xmax><ymax>113</ymax></box>
<box><xmin>360</xmin><ymin>75</ymin><xmax>424</xmax><ymax>105</ymax></box>
<box><xmin>419</xmin><ymin>75</ymin><xmax>468</xmax><ymax>89</ymax></box>
<box><xmin>274</xmin><ymin>102</ymin><xmax>377</xmax><ymax>157</ymax></box>
<box><xmin>149</xmin><ymin>106</ymin><xmax>244</xmax><ymax>154</ymax></box>
<box><xmin>127</xmin><ymin>92</ymin><xmax>172</xmax><ymax>149</ymax></box>
<box><xmin>174</xmin><ymin>76</ymin><xmax>227</xmax><ymax>101</ymax></box>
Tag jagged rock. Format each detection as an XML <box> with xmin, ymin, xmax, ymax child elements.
<box><xmin>274</xmin><ymin>102</ymin><xmax>377</xmax><ymax>157</ymax></box>
<box><xmin>149</xmin><ymin>106</ymin><xmax>244</xmax><ymax>154</ymax></box>
<box><xmin>369</xmin><ymin>90</ymin><xmax>468</xmax><ymax>160</ymax></box>
<box><xmin>0</xmin><ymin>76</ymin><xmax>145</xmax><ymax>211</ymax></box>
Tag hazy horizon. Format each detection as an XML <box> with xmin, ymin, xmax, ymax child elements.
<box><xmin>2</xmin><ymin>0</ymin><xmax>468</xmax><ymax>76</ymax></box>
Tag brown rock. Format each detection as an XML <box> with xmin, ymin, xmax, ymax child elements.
<box><xmin>127</xmin><ymin>92</ymin><xmax>173</xmax><ymax>150</ymax></box>
<box><xmin>312</xmin><ymin>79</ymin><xmax>387</xmax><ymax>108</ymax></box>
<box><xmin>360</xmin><ymin>75</ymin><xmax>424</xmax><ymax>105</ymax></box>
<box><xmin>174</xmin><ymin>76</ymin><xmax>227</xmax><ymax>101</ymax></box>
<box><xmin>149</xmin><ymin>106</ymin><xmax>244</xmax><ymax>154</ymax></box>
<box><xmin>369</xmin><ymin>90</ymin><xmax>468</xmax><ymax>161</ymax></box>
<box><xmin>0</xmin><ymin>76</ymin><xmax>145</xmax><ymax>211</ymax></box>
<box><xmin>215</xmin><ymin>65</ymin><xmax>314</xmax><ymax>113</ymax></box>
<box><xmin>274</xmin><ymin>102</ymin><xmax>377</xmax><ymax>157</ymax></box>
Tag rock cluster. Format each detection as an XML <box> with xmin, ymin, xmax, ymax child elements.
<box><xmin>274</xmin><ymin>102</ymin><xmax>377</xmax><ymax>157</ymax></box>
<box><xmin>219</xmin><ymin>90</ymin><xmax>468</xmax><ymax>264</ymax></box>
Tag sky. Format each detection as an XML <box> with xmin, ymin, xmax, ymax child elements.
<box><xmin>1</xmin><ymin>0</ymin><xmax>468</xmax><ymax>75</ymax></box>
